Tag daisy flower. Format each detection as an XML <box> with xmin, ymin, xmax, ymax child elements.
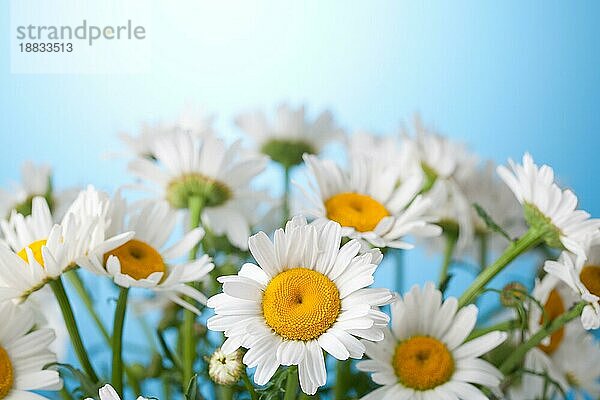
<box><xmin>208</xmin><ymin>348</ymin><xmax>245</xmax><ymax>386</ymax></box>
<box><xmin>497</xmin><ymin>153</ymin><xmax>600</xmax><ymax>258</ymax></box>
<box><xmin>357</xmin><ymin>282</ymin><xmax>507</xmax><ymax>400</ymax></box>
<box><xmin>128</xmin><ymin>130</ymin><xmax>268</xmax><ymax>250</ymax></box>
<box><xmin>0</xmin><ymin>300</ymin><xmax>62</xmax><ymax>400</ymax></box>
<box><xmin>78</xmin><ymin>196</ymin><xmax>214</xmax><ymax>313</ymax></box>
<box><xmin>207</xmin><ymin>216</ymin><xmax>393</xmax><ymax>394</ymax></box>
<box><xmin>403</xmin><ymin>116</ymin><xmax>480</xmax><ymax>250</ymax></box>
<box><xmin>544</xmin><ymin>235</ymin><xmax>600</xmax><ymax>329</ymax></box>
<box><xmin>235</xmin><ymin>103</ymin><xmax>342</xmax><ymax>168</ymax></box>
<box><xmin>0</xmin><ymin>187</ymin><xmax>132</xmax><ymax>302</ymax></box>
<box><xmin>86</xmin><ymin>384</ymin><xmax>149</xmax><ymax>400</ymax></box>
<box><xmin>302</xmin><ymin>151</ymin><xmax>441</xmax><ymax>249</ymax></box>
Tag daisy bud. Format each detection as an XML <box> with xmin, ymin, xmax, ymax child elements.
<box><xmin>501</xmin><ymin>282</ymin><xmax>528</xmax><ymax>307</ymax></box>
<box><xmin>261</xmin><ymin>138</ymin><xmax>315</xmax><ymax>168</ymax></box>
<box><xmin>166</xmin><ymin>174</ymin><xmax>231</xmax><ymax>209</ymax></box>
<box><xmin>208</xmin><ymin>348</ymin><xmax>244</xmax><ymax>386</ymax></box>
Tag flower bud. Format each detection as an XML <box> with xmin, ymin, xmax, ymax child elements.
<box><xmin>208</xmin><ymin>348</ymin><xmax>244</xmax><ymax>386</ymax></box>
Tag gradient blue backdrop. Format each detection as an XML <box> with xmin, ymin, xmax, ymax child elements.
<box><xmin>1</xmin><ymin>1</ymin><xmax>600</xmax><ymax>398</ymax></box>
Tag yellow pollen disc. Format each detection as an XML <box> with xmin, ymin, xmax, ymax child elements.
<box><xmin>262</xmin><ymin>268</ymin><xmax>341</xmax><ymax>341</ymax></box>
<box><xmin>325</xmin><ymin>192</ymin><xmax>389</xmax><ymax>232</ymax></box>
<box><xmin>538</xmin><ymin>289</ymin><xmax>565</xmax><ymax>355</ymax></box>
<box><xmin>393</xmin><ymin>336</ymin><xmax>454</xmax><ymax>390</ymax></box>
<box><xmin>17</xmin><ymin>239</ymin><xmax>47</xmax><ymax>266</ymax></box>
<box><xmin>580</xmin><ymin>265</ymin><xmax>600</xmax><ymax>298</ymax></box>
<box><xmin>0</xmin><ymin>346</ymin><xmax>13</xmax><ymax>398</ymax></box>
<box><xmin>104</xmin><ymin>239</ymin><xmax>166</xmax><ymax>281</ymax></box>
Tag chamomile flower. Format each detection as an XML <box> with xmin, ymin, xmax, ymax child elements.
<box><xmin>128</xmin><ymin>130</ymin><xmax>268</xmax><ymax>250</ymax></box>
<box><xmin>86</xmin><ymin>384</ymin><xmax>150</xmax><ymax>400</ymax></box>
<box><xmin>78</xmin><ymin>196</ymin><xmax>214</xmax><ymax>313</ymax></box>
<box><xmin>357</xmin><ymin>283</ymin><xmax>507</xmax><ymax>400</ymax></box>
<box><xmin>207</xmin><ymin>216</ymin><xmax>393</xmax><ymax>395</ymax></box>
<box><xmin>544</xmin><ymin>236</ymin><xmax>600</xmax><ymax>329</ymax></box>
<box><xmin>208</xmin><ymin>348</ymin><xmax>245</xmax><ymax>386</ymax></box>
<box><xmin>235</xmin><ymin>103</ymin><xmax>342</xmax><ymax>168</ymax></box>
<box><xmin>0</xmin><ymin>300</ymin><xmax>62</xmax><ymax>400</ymax></box>
<box><xmin>0</xmin><ymin>187</ymin><xmax>132</xmax><ymax>302</ymax></box>
<box><xmin>497</xmin><ymin>153</ymin><xmax>600</xmax><ymax>258</ymax></box>
<box><xmin>302</xmin><ymin>152</ymin><xmax>441</xmax><ymax>249</ymax></box>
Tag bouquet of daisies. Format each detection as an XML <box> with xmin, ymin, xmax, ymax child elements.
<box><xmin>1</xmin><ymin>104</ymin><xmax>599</xmax><ymax>400</ymax></box>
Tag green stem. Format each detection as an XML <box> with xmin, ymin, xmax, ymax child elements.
<box><xmin>467</xmin><ymin>320</ymin><xmax>518</xmax><ymax>341</ymax></box>
<box><xmin>283</xmin><ymin>166</ymin><xmax>291</xmax><ymax>222</ymax></box>
<box><xmin>458</xmin><ymin>228</ymin><xmax>544</xmax><ymax>307</ymax></box>
<box><xmin>479</xmin><ymin>233</ymin><xmax>488</xmax><ymax>270</ymax></box>
<box><xmin>438</xmin><ymin>233</ymin><xmax>458</xmax><ymax>289</ymax></box>
<box><xmin>394</xmin><ymin>249</ymin><xmax>404</xmax><ymax>292</ymax></box>
<box><xmin>499</xmin><ymin>302</ymin><xmax>585</xmax><ymax>375</ymax></box>
<box><xmin>217</xmin><ymin>386</ymin><xmax>233</xmax><ymax>400</ymax></box>
<box><xmin>112</xmin><ymin>287</ymin><xmax>129</xmax><ymax>395</ymax></box>
<box><xmin>284</xmin><ymin>366</ymin><xmax>299</xmax><ymax>400</ymax></box>
<box><xmin>182</xmin><ymin>195</ymin><xmax>204</xmax><ymax>390</ymax></box>
<box><xmin>334</xmin><ymin>360</ymin><xmax>351</xmax><ymax>399</ymax></box>
<box><xmin>49</xmin><ymin>277</ymin><xmax>99</xmax><ymax>383</ymax></box>
<box><xmin>242</xmin><ymin>371</ymin><xmax>259</xmax><ymax>400</ymax></box>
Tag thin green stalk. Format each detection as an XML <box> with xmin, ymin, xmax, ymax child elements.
<box><xmin>242</xmin><ymin>371</ymin><xmax>259</xmax><ymax>400</ymax></box>
<box><xmin>217</xmin><ymin>386</ymin><xmax>233</xmax><ymax>400</ymax></box>
<box><xmin>334</xmin><ymin>360</ymin><xmax>351</xmax><ymax>399</ymax></box>
<box><xmin>467</xmin><ymin>320</ymin><xmax>518</xmax><ymax>341</ymax></box>
<box><xmin>458</xmin><ymin>228</ymin><xmax>544</xmax><ymax>307</ymax></box>
<box><xmin>394</xmin><ymin>249</ymin><xmax>404</xmax><ymax>293</ymax></box>
<box><xmin>499</xmin><ymin>302</ymin><xmax>585</xmax><ymax>375</ymax></box>
<box><xmin>283</xmin><ymin>166</ymin><xmax>291</xmax><ymax>222</ymax></box>
<box><xmin>479</xmin><ymin>233</ymin><xmax>488</xmax><ymax>270</ymax></box>
<box><xmin>112</xmin><ymin>287</ymin><xmax>130</xmax><ymax>395</ymax></box>
<box><xmin>59</xmin><ymin>386</ymin><xmax>73</xmax><ymax>400</ymax></box>
<box><xmin>182</xmin><ymin>195</ymin><xmax>204</xmax><ymax>390</ymax></box>
<box><xmin>284</xmin><ymin>366</ymin><xmax>299</xmax><ymax>400</ymax></box>
<box><xmin>66</xmin><ymin>270</ymin><xmax>141</xmax><ymax>393</ymax></box>
<box><xmin>438</xmin><ymin>233</ymin><xmax>458</xmax><ymax>289</ymax></box>
<box><xmin>50</xmin><ymin>277</ymin><xmax>99</xmax><ymax>383</ymax></box>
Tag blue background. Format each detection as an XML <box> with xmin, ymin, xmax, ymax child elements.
<box><xmin>1</xmin><ymin>1</ymin><xmax>600</xmax><ymax>398</ymax></box>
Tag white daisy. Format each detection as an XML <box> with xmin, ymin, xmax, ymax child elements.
<box><xmin>0</xmin><ymin>187</ymin><xmax>132</xmax><ymax>302</ymax></box>
<box><xmin>302</xmin><ymin>152</ymin><xmax>441</xmax><ymax>249</ymax></box>
<box><xmin>86</xmin><ymin>384</ymin><xmax>149</xmax><ymax>400</ymax></box>
<box><xmin>208</xmin><ymin>348</ymin><xmax>245</xmax><ymax>386</ymax></box>
<box><xmin>403</xmin><ymin>116</ymin><xmax>480</xmax><ymax>250</ymax></box>
<box><xmin>357</xmin><ymin>282</ymin><xmax>507</xmax><ymax>400</ymax></box>
<box><xmin>78</xmin><ymin>196</ymin><xmax>214</xmax><ymax>313</ymax></box>
<box><xmin>207</xmin><ymin>216</ymin><xmax>393</xmax><ymax>395</ymax></box>
<box><xmin>128</xmin><ymin>130</ymin><xmax>268</xmax><ymax>250</ymax></box>
<box><xmin>0</xmin><ymin>300</ymin><xmax>62</xmax><ymax>400</ymax></box>
<box><xmin>235</xmin><ymin>103</ymin><xmax>342</xmax><ymax>168</ymax></box>
<box><xmin>497</xmin><ymin>153</ymin><xmax>600</xmax><ymax>258</ymax></box>
<box><xmin>544</xmin><ymin>235</ymin><xmax>600</xmax><ymax>329</ymax></box>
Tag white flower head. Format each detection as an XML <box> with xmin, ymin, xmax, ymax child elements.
<box><xmin>302</xmin><ymin>151</ymin><xmax>441</xmax><ymax>250</ymax></box>
<box><xmin>497</xmin><ymin>153</ymin><xmax>600</xmax><ymax>258</ymax></box>
<box><xmin>544</xmin><ymin>235</ymin><xmax>600</xmax><ymax>329</ymax></box>
<box><xmin>208</xmin><ymin>348</ymin><xmax>245</xmax><ymax>386</ymax></box>
<box><xmin>128</xmin><ymin>130</ymin><xmax>268</xmax><ymax>250</ymax></box>
<box><xmin>0</xmin><ymin>186</ymin><xmax>132</xmax><ymax>302</ymax></box>
<box><xmin>0</xmin><ymin>300</ymin><xmax>62</xmax><ymax>400</ymax></box>
<box><xmin>207</xmin><ymin>216</ymin><xmax>393</xmax><ymax>395</ymax></box>
<box><xmin>78</xmin><ymin>196</ymin><xmax>214</xmax><ymax>314</ymax></box>
<box><xmin>357</xmin><ymin>282</ymin><xmax>507</xmax><ymax>400</ymax></box>
<box><xmin>235</xmin><ymin>103</ymin><xmax>343</xmax><ymax>168</ymax></box>
<box><xmin>86</xmin><ymin>384</ymin><xmax>150</xmax><ymax>400</ymax></box>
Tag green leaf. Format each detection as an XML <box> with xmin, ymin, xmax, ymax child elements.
<box><xmin>185</xmin><ymin>374</ymin><xmax>199</xmax><ymax>400</ymax></box>
<box><xmin>45</xmin><ymin>362</ymin><xmax>99</xmax><ymax>397</ymax></box>
<box><xmin>473</xmin><ymin>203</ymin><xmax>513</xmax><ymax>242</ymax></box>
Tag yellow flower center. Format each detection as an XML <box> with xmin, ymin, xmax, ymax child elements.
<box><xmin>580</xmin><ymin>265</ymin><xmax>600</xmax><ymax>298</ymax></box>
<box><xmin>538</xmin><ymin>289</ymin><xmax>565</xmax><ymax>355</ymax></box>
<box><xmin>0</xmin><ymin>346</ymin><xmax>14</xmax><ymax>399</ymax></box>
<box><xmin>262</xmin><ymin>268</ymin><xmax>341</xmax><ymax>341</ymax></box>
<box><xmin>17</xmin><ymin>239</ymin><xmax>47</xmax><ymax>266</ymax></box>
<box><xmin>324</xmin><ymin>192</ymin><xmax>389</xmax><ymax>232</ymax></box>
<box><xmin>393</xmin><ymin>336</ymin><xmax>454</xmax><ymax>391</ymax></box>
<box><xmin>104</xmin><ymin>239</ymin><xmax>166</xmax><ymax>281</ymax></box>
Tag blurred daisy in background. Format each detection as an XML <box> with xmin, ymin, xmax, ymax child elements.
<box><xmin>86</xmin><ymin>384</ymin><xmax>150</xmax><ymax>400</ymax></box>
<box><xmin>544</xmin><ymin>235</ymin><xmax>600</xmax><ymax>329</ymax></box>
<box><xmin>497</xmin><ymin>153</ymin><xmax>600</xmax><ymax>258</ymax></box>
<box><xmin>358</xmin><ymin>283</ymin><xmax>507</xmax><ymax>400</ymax></box>
<box><xmin>128</xmin><ymin>130</ymin><xmax>269</xmax><ymax>249</ymax></box>
<box><xmin>78</xmin><ymin>195</ymin><xmax>214</xmax><ymax>313</ymax></box>
<box><xmin>0</xmin><ymin>300</ymin><xmax>62</xmax><ymax>400</ymax></box>
<box><xmin>302</xmin><ymin>148</ymin><xmax>440</xmax><ymax>249</ymax></box>
<box><xmin>235</xmin><ymin>103</ymin><xmax>343</xmax><ymax>169</ymax></box>
<box><xmin>208</xmin><ymin>217</ymin><xmax>393</xmax><ymax>394</ymax></box>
